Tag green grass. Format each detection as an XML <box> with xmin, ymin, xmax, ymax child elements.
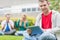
<box><xmin>0</xmin><ymin>35</ymin><xmax>23</xmax><ymax>40</ymax></box>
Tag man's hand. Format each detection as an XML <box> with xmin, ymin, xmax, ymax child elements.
<box><xmin>10</xmin><ymin>24</ymin><xmax>14</xmax><ymax>29</ymax></box>
<box><xmin>1</xmin><ymin>24</ymin><xmax>5</xmax><ymax>30</ymax></box>
<box><xmin>27</xmin><ymin>29</ymin><xmax>32</xmax><ymax>35</ymax></box>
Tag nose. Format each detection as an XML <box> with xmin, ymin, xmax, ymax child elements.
<box><xmin>41</xmin><ymin>6</ymin><xmax>45</xmax><ymax>9</ymax></box>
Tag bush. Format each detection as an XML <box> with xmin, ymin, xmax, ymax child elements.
<box><xmin>27</xmin><ymin>16</ymin><xmax>36</xmax><ymax>26</ymax></box>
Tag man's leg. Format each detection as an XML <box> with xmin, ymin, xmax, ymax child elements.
<box><xmin>38</xmin><ymin>32</ymin><xmax>56</xmax><ymax>40</ymax></box>
<box><xmin>0</xmin><ymin>30</ymin><xmax>4</xmax><ymax>35</ymax></box>
<box><xmin>22</xmin><ymin>31</ymin><xmax>37</xmax><ymax>40</ymax></box>
<box><xmin>23</xmin><ymin>36</ymin><xmax>37</xmax><ymax>40</ymax></box>
<box><xmin>4</xmin><ymin>29</ymin><xmax>16</xmax><ymax>35</ymax></box>
<box><xmin>15</xmin><ymin>31</ymin><xmax>25</xmax><ymax>36</ymax></box>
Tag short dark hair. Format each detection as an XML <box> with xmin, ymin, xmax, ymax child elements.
<box><xmin>39</xmin><ymin>0</ymin><xmax>48</xmax><ymax>2</ymax></box>
<box><xmin>39</xmin><ymin>0</ymin><xmax>48</xmax><ymax>3</ymax></box>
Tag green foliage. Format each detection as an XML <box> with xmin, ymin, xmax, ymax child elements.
<box><xmin>27</xmin><ymin>16</ymin><xmax>36</xmax><ymax>26</ymax></box>
<box><xmin>49</xmin><ymin>0</ymin><xmax>60</xmax><ymax>11</ymax></box>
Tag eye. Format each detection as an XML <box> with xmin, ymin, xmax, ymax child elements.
<box><xmin>44</xmin><ymin>5</ymin><xmax>46</xmax><ymax>6</ymax></box>
<box><xmin>40</xmin><ymin>5</ymin><xmax>42</xmax><ymax>7</ymax></box>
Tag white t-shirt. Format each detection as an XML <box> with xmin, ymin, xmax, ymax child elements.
<box><xmin>1</xmin><ymin>20</ymin><xmax>14</xmax><ymax>31</ymax></box>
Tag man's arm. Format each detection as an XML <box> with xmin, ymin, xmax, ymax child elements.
<box><xmin>1</xmin><ymin>22</ymin><xmax>5</xmax><ymax>30</ymax></box>
<box><xmin>10</xmin><ymin>20</ymin><xmax>14</xmax><ymax>29</ymax></box>
<box><xmin>52</xmin><ymin>13</ymin><xmax>60</xmax><ymax>33</ymax></box>
<box><xmin>47</xmin><ymin>12</ymin><xmax>60</xmax><ymax>33</ymax></box>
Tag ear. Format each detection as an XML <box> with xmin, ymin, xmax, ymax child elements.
<box><xmin>48</xmin><ymin>2</ymin><xmax>50</xmax><ymax>5</ymax></box>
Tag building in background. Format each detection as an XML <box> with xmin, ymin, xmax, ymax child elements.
<box><xmin>0</xmin><ymin>0</ymin><xmax>41</xmax><ymax>17</ymax></box>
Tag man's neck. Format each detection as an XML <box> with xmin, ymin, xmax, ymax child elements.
<box><xmin>22</xmin><ymin>19</ymin><xmax>26</xmax><ymax>22</ymax></box>
<box><xmin>6</xmin><ymin>20</ymin><xmax>9</xmax><ymax>23</ymax></box>
<box><xmin>43</xmin><ymin>10</ymin><xmax>51</xmax><ymax>15</ymax></box>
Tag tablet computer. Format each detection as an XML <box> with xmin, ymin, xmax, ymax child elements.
<box><xmin>27</xmin><ymin>26</ymin><xmax>43</xmax><ymax>36</ymax></box>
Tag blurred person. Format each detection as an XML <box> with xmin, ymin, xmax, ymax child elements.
<box><xmin>1</xmin><ymin>13</ymin><xmax>16</xmax><ymax>35</ymax></box>
<box><xmin>15</xmin><ymin>14</ymin><xmax>29</xmax><ymax>36</ymax></box>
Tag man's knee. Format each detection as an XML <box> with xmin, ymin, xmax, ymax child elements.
<box><xmin>38</xmin><ymin>32</ymin><xmax>56</xmax><ymax>40</ymax></box>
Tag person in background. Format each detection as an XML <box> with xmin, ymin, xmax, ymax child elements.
<box><xmin>1</xmin><ymin>13</ymin><xmax>16</xmax><ymax>35</ymax></box>
<box><xmin>15</xmin><ymin>14</ymin><xmax>29</xmax><ymax>36</ymax></box>
<box><xmin>0</xmin><ymin>20</ymin><xmax>4</xmax><ymax>35</ymax></box>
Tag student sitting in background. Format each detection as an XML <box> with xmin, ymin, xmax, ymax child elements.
<box><xmin>1</xmin><ymin>13</ymin><xmax>16</xmax><ymax>35</ymax></box>
<box><xmin>15</xmin><ymin>14</ymin><xmax>29</xmax><ymax>36</ymax></box>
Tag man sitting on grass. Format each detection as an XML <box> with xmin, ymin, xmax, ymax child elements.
<box><xmin>15</xmin><ymin>14</ymin><xmax>29</xmax><ymax>36</ymax></box>
<box><xmin>23</xmin><ymin>0</ymin><xmax>60</xmax><ymax>40</ymax></box>
<box><xmin>1</xmin><ymin>13</ymin><xmax>16</xmax><ymax>35</ymax></box>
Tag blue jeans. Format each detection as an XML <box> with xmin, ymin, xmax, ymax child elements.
<box><xmin>15</xmin><ymin>31</ymin><xmax>25</xmax><ymax>36</ymax></box>
<box><xmin>24</xmin><ymin>36</ymin><xmax>36</xmax><ymax>40</ymax></box>
<box><xmin>23</xmin><ymin>32</ymin><xmax>56</xmax><ymax>40</ymax></box>
<box><xmin>0</xmin><ymin>30</ymin><xmax>4</xmax><ymax>35</ymax></box>
<box><xmin>38</xmin><ymin>32</ymin><xmax>56</xmax><ymax>40</ymax></box>
<box><xmin>23</xmin><ymin>31</ymin><xmax>36</xmax><ymax>40</ymax></box>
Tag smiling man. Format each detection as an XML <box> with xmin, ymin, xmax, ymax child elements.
<box><xmin>35</xmin><ymin>0</ymin><xmax>60</xmax><ymax>40</ymax></box>
<box><xmin>23</xmin><ymin>0</ymin><xmax>59</xmax><ymax>40</ymax></box>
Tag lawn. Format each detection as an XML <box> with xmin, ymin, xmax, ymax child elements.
<box><xmin>0</xmin><ymin>35</ymin><xmax>23</xmax><ymax>40</ymax></box>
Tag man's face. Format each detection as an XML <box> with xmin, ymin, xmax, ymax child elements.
<box><xmin>6</xmin><ymin>14</ymin><xmax>10</xmax><ymax>21</ymax></box>
<box><xmin>22</xmin><ymin>15</ymin><xmax>26</xmax><ymax>20</ymax></box>
<box><xmin>39</xmin><ymin>1</ymin><xmax>49</xmax><ymax>12</ymax></box>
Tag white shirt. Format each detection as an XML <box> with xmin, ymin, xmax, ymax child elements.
<box><xmin>1</xmin><ymin>20</ymin><xmax>14</xmax><ymax>31</ymax></box>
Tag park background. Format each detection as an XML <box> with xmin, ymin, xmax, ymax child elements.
<box><xmin>0</xmin><ymin>0</ymin><xmax>60</xmax><ymax>40</ymax></box>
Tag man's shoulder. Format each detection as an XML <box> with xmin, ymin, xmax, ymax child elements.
<box><xmin>52</xmin><ymin>10</ymin><xmax>60</xmax><ymax>14</ymax></box>
<box><xmin>9</xmin><ymin>20</ymin><xmax>13</xmax><ymax>23</ymax></box>
<box><xmin>36</xmin><ymin>12</ymin><xmax>42</xmax><ymax>19</ymax></box>
<box><xmin>1</xmin><ymin>20</ymin><xmax>6</xmax><ymax>23</ymax></box>
<box><xmin>1</xmin><ymin>20</ymin><xmax>6</xmax><ymax>25</ymax></box>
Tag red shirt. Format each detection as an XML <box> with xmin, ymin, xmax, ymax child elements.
<box><xmin>42</xmin><ymin>11</ymin><xmax>52</xmax><ymax>29</ymax></box>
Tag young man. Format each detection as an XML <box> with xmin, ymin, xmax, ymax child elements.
<box><xmin>15</xmin><ymin>14</ymin><xmax>29</xmax><ymax>36</ymax></box>
<box><xmin>23</xmin><ymin>0</ymin><xmax>59</xmax><ymax>40</ymax></box>
<box><xmin>1</xmin><ymin>13</ymin><xmax>16</xmax><ymax>35</ymax></box>
<box><xmin>35</xmin><ymin>0</ymin><xmax>60</xmax><ymax>40</ymax></box>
